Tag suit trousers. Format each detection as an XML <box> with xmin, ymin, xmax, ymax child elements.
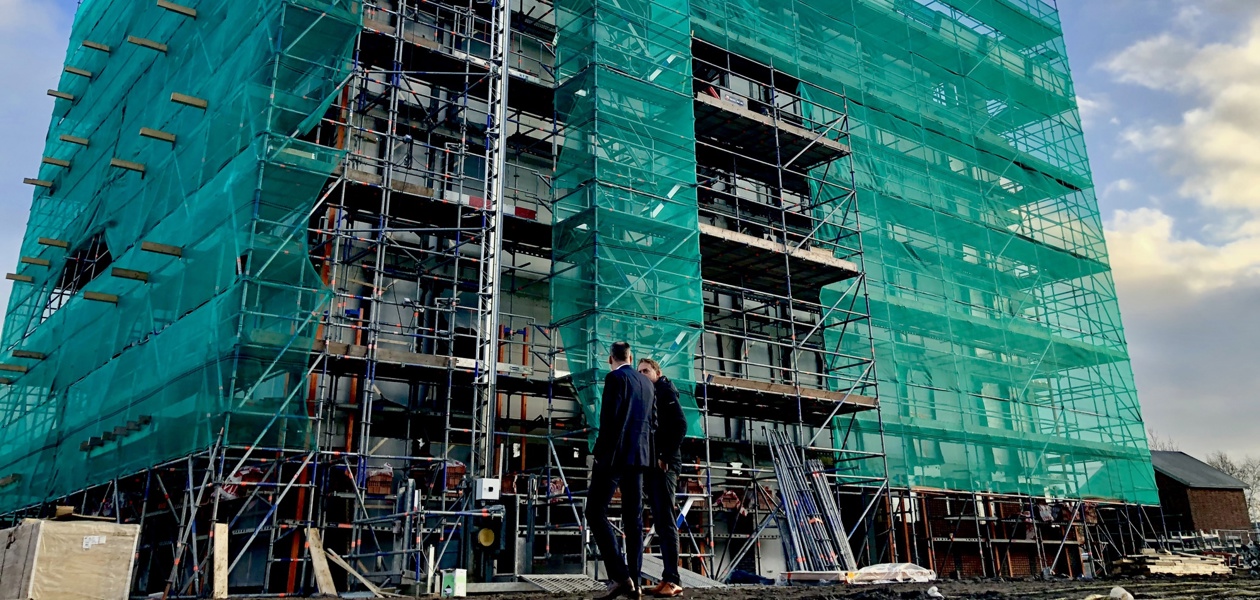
<box><xmin>586</xmin><ymin>465</ymin><xmax>644</xmax><ymax>584</ymax></box>
<box><xmin>646</xmin><ymin>462</ymin><xmax>681</xmax><ymax>584</ymax></box>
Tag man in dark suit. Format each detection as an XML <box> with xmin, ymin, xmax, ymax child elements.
<box><xmin>587</xmin><ymin>341</ymin><xmax>656</xmax><ymax>599</ymax></box>
<box><xmin>637</xmin><ymin>358</ymin><xmax>687</xmax><ymax>597</ymax></box>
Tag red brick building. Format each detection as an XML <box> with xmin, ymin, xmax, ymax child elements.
<box><xmin>1151</xmin><ymin>451</ymin><xmax>1251</xmax><ymax>533</ymax></box>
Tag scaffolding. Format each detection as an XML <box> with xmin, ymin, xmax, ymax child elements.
<box><xmin>0</xmin><ymin>0</ymin><xmax>1162</xmax><ymax>595</ymax></box>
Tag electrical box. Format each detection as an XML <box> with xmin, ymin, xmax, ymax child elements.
<box><xmin>440</xmin><ymin>568</ymin><xmax>467</xmax><ymax>597</ymax></box>
<box><xmin>474</xmin><ymin>477</ymin><xmax>500</xmax><ymax>501</ymax></box>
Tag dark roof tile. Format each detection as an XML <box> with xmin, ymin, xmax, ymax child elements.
<box><xmin>1151</xmin><ymin>451</ymin><xmax>1248</xmax><ymax>490</ymax></box>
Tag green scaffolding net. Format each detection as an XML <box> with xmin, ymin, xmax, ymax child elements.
<box><xmin>692</xmin><ymin>0</ymin><xmax>1157</xmax><ymax>503</ymax></box>
<box><xmin>0</xmin><ymin>0</ymin><xmax>361</xmax><ymax>512</ymax></box>
<box><xmin>552</xmin><ymin>0</ymin><xmax>706</xmax><ymax>436</ymax></box>
<box><xmin>1</xmin><ymin>0</ymin><xmax>1160</xmax><ymax>513</ymax></box>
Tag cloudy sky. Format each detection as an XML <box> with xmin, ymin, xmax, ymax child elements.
<box><xmin>1058</xmin><ymin>0</ymin><xmax>1260</xmax><ymax>457</ymax></box>
<box><xmin>0</xmin><ymin>0</ymin><xmax>1256</xmax><ymax>457</ymax></box>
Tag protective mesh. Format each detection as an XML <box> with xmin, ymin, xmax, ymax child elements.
<box><xmin>552</xmin><ymin>0</ymin><xmax>706</xmax><ymax>435</ymax></box>
<box><xmin>0</xmin><ymin>0</ymin><xmax>361</xmax><ymax>512</ymax></box>
<box><xmin>693</xmin><ymin>0</ymin><xmax>1157</xmax><ymax>503</ymax></box>
<box><xmin>1</xmin><ymin>0</ymin><xmax>1161</xmax><ymax>511</ymax></box>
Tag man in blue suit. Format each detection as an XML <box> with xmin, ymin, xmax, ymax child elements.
<box><xmin>587</xmin><ymin>341</ymin><xmax>656</xmax><ymax>599</ymax></box>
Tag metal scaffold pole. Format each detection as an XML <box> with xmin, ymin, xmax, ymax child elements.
<box><xmin>472</xmin><ymin>0</ymin><xmax>513</xmax><ymax>481</ymax></box>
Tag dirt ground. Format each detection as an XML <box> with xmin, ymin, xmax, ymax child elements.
<box><xmin>690</xmin><ymin>577</ymin><xmax>1260</xmax><ymax>599</ymax></box>
<box><xmin>289</xmin><ymin>576</ymin><xmax>1260</xmax><ymax>600</ymax></box>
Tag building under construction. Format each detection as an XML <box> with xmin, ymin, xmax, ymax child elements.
<box><xmin>1</xmin><ymin>0</ymin><xmax>1163</xmax><ymax>595</ymax></box>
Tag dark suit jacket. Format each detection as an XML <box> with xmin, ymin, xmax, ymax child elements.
<box><xmin>653</xmin><ymin>376</ymin><xmax>687</xmax><ymax>466</ymax></box>
<box><xmin>593</xmin><ymin>364</ymin><xmax>656</xmax><ymax>468</ymax></box>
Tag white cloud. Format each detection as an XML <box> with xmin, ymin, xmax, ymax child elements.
<box><xmin>1106</xmin><ymin>17</ymin><xmax>1260</xmax><ymax>214</ymax></box>
<box><xmin>1101</xmin><ymin>178</ymin><xmax>1134</xmax><ymax>198</ymax></box>
<box><xmin>1104</xmin><ymin>34</ymin><xmax>1202</xmax><ymax>92</ymax></box>
<box><xmin>1075</xmin><ymin>94</ymin><xmax>1109</xmax><ymax>129</ymax></box>
<box><xmin>1176</xmin><ymin>4</ymin><xmax>1204</xmax><ymax>24</ymax></box>
<box><xmin>1106</xmin><ymin>207</ymin><xmax>1260</xmax><ymax>293</ymax></box>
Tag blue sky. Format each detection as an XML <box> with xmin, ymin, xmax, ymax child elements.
<box><xmin>1</xmin><ymin>0</ymin><xmax>1256</xmax><ymax>457</ymax></box>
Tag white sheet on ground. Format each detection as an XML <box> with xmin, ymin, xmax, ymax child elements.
<box><xmin>850</xmin><ymin>563</ymin><xmax>937</xmax><ymax>584</ymax></box>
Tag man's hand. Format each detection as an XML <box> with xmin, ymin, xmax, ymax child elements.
<box><xmin>658</xmin><ymin>459</ymin><xmax>666</xmax><ymax>472</ymax></box>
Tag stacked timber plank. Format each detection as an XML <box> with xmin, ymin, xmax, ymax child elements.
<box><xmin>1111</xmin><ymin>549</ymin><xmax>1231</xmax><ymax>576</ymax></box>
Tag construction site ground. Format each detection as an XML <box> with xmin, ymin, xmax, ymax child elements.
<box><xmin>701</xmin><ymin>578</ymin><xmax>1260</xmax><ymax>599</ymax></box>
<box><xmin>277</xmin><ymin>577</ymin><xmax>1260</xmax><ymax>600</ymax></box>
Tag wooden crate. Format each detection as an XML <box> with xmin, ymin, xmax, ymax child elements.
<box><xmin>0</xmin><ymin>519</ymin><xmax>141</xmax><ymax>600</ymax></box>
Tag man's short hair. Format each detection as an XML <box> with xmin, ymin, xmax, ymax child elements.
<box><xmin>638</xmin><ymin>358</ymin><xmax>662</xmax><ymax>376</ymax></box>
<box><xmin>610</xmin><ymin>341</ymin><xmax>632</xmax><ymax>363</ymax></box>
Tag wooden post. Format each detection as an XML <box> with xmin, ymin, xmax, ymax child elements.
<box><xmin>126</xmin><ymin>35</ymin><xmax>168</xmax><ymax>53</ymax></box>
<box><xmin>171</xmin><ymin>92</ymin><xmax>208</xmax><ymax>109</ymax></box>
<box><xmin>109</xmin><ymin>158</ymin><xmax>146</xmax><ymax>174</ymax></box>
<box><xmin>325</xmin><ymin>549</ymin><xmax>396</xmax><ymax>597</ymax></box>
<box><xmin>84</xmin><ymin>292</ymin><xmax>119</xmax><ymax>304</ymax></box>
<box><xmin>111</xmin><ymin>268</ymin><xmax>149</xmax><ymax>282</ymax></box>
<box><xmin>213</xmin><ymin>522</ymin><xmax>229</xmax><ymax>598</ymax></box>
<box><xmin>305</xmin><ymin>527</ymin><xmax>338</xmax><ymax>595</ymax></box>
<box><xmin>157</xmin><ymin>0</ymin><xmax>198</xmax><ymax>18</ymax></box>
<box><xmin>139</xmin><ymin>127</ymin><xmax>177</xmax><ymax>143</ymax></box>
<box><xmin>141</xmin><ymin>241</ymin><xmax>183</xmax><ymax>257</ymax></box>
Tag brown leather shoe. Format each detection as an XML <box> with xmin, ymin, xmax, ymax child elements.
<box><xmin>652</xmin><ymin>582</ymin><xmax>684</xmax><ymax>597</ymax></box>
<box><xmin>644</xmin><ymin>582</ymin><xmax>667</xmax><ymax>596</ymax></box>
